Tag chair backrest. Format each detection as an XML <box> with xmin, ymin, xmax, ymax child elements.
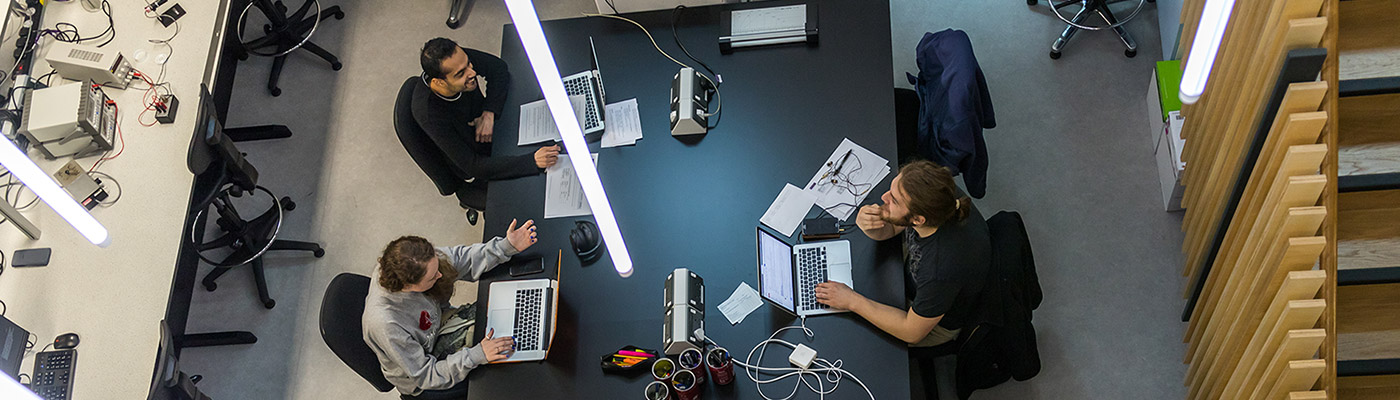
<box><xmin>319</xmin><ymin>273</ymin><xmax>395</xmax><ymax>393</ymax></box>
<box><xmin>394</xmin><ymin>77</ymin><xmax>460</xmax><ymax>197</ymax></box>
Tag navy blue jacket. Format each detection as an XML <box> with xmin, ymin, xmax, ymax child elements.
<box><xmin>906</xmin><ymin>29</ymin><xmax>995</xmax><ymax>198</ymax></box>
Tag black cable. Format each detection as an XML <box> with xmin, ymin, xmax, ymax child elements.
<box><xmin>0</xmin><ymin>251</ymin><xmax>5</xmax><ymax>278</ymax></box>
<box><xmin>75</xmin><ymin>0</ymin><xmax>116</xmax><ymax>47</ymax></box>
<box><xmin>604</xmin><ymin>0</ymin><xmax>619</xmax><ymax>14</ymax></box>
<box><xmin>17</xmin><ymin>373</ymin><xmax>28</xmax><ymax>386</ymax></box>
<box><xmin>38</xmin><ymin>342</ymin><xmax>52</xmax><ymax>354</ymax></box>
<box><xmin>0</xmin><ymin>299</ymin><xmax>5</xmax><ymax>316</ymax></box>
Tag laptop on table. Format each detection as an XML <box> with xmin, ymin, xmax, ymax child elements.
<box><xmin>561</xmin><ymin>37</ymin><xmax>607</xmax><ymax>134</ymax></box>
<box><xmin>482</xmin><ymin>267</ymin><xmax>560</xmax><ymax>362</ymax></box>
<box><xmin>756</xmin><ymin>227</ymin><xmax>854</xmax><ymax>317</ymax></box>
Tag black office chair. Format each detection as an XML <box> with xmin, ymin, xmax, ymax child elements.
<box><xmin>320</xmin><ymin>273</ymin><xmax>469</xmax><ymax>400</ymax></box>
<box><xmin>187</xmin><ymin>86</ymin><xmax>324</xmax><ymax>310</ymax></box>
<box><xmin>393</xmin><ymin>76</ymin><xmax>487</xmax><ymax>224</ymax></box>
<box><xmin>894</xmin><ymin>87</ymin><xmax>920</xmax><ymax>165</ymax></box>
<box><xmin>1030</xmin><ymin>0</ymin><xmax>1153</xmax><ymax>59</ymax></box>
<box><xmin>235</xmin><ymin>0</ymin><xmax>346</xmax><ymax>96</ymax></box>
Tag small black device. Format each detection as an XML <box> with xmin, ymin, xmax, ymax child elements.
<box><xmin>30</xmin><ymin>349</ymin><xmax>77</xmax><ymax>400</ymax></box>
<box><xmin>508</xmin><ymin>256</ymin><xmax>545</xmax><ymax>277</ymax></box>
<box><xmin>12</xmin><ymin>248</ymin><xmax>51</xmax><ymax>267</ymax></box>
<box><xmin>155</xmin><ymin>94</ymin><xmax>179</xmax><ymax>124</ymax></box>
<box><xmin>801</xmin><ymin>217</ymin><xmax>841</xmax><ymax>241</ymax></box>
<box><xmin>570</xmin><ymin>220</ymin><xmax>603</xmax><ymax>264</ymax></box>
<box><xmin>54</xmin><ymin>333</ymin><xmax>80</xmax><ymax>350</ymax></box>
<box><xmin>159</xmin><ymin>4</ymin><xmax>186</xmax><ymax>27</ymax></box>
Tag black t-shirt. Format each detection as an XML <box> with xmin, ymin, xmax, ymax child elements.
<box><xmin>410</xmin><ymin>47</ymin><xmax>537</xmax><ymax>181</ymax></box>
<box><xmin>904</xmin><ymin>197</ymin><xmax>991</xmax><ymax>330</ymax></box>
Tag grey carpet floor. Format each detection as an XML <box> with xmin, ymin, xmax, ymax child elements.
<box><xmin>180</xmin><ymin>0</ymin><xmax>1187</xmax><ymax>399</ymax></box>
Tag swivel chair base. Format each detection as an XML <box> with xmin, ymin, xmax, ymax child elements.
<box><xmin>237</xmin><ymin>0</ymin><xmax>347</xmax><ymax>96</ymax></box>
<box><xmin>447</xmin><ymin>0</ymin><xmax>474</xmax><ymax>29</ymax></box>
<box><xmin>1037</xmin><ymin>0</ymin><xmax>1151</xmax><ymax>60</ymax></box>
<box><xmin>200</xmin><ymin>195</ymin><xmax>324</xmax><ymax>309</ymax></box>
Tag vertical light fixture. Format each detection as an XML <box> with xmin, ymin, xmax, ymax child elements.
<box><xmin>0</xmin><ymin>137</ymin><xmax>110</xmax><ymax>247</ymax></box>
<box><xmin>1178</xmin><ymin>0</ymin><xmax>1236</xmax><ymax>104</ymax></box>
<box><xmin>505</xmin><ymin>0</ymin><xmax>633</xmax><ymax>277</ymax></box>
<box><xmin>1</xmin><ymin>373</ymin><xmax>42</xmax><ymax>400</ymax></box>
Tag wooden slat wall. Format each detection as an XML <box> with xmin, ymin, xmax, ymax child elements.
<box><xmin>1176</xmin><ymin>0</ymin><xmax>1339</xmax><ymax>397</ymax></box>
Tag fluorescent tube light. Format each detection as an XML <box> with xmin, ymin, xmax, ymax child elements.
<box><xmin>1</xmin><ymin>373</ymin><xmax>42</xmax><ymax>400</ymax></box>
<box><xmin>0</xmin><ymin>137</ymin><xmax>109</xmax><ymax>246</ymax></box>
<box><xmin>1178</xmin><ymin>0</ymin><xmax>1235</xmax><ymax>104</ymax></box>
<box><xmin>505</xmin><ymin>0</ymin><xmax>633</xmax><ymax>278</ymax></box>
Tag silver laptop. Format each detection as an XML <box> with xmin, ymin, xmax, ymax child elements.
<box><xmin>561</xmin><ymin>37</ymin><xmax>606</xmax><ymax>134</ymax></box>
<box><xmin>483</xmin><ymin>277</ymin><xmax>558</xmax><ymax>362</ymax></box>
<box><xmin>756</xmin><ymin>227</ymin><xmax>854</xmax><ymax>317</ymax></box>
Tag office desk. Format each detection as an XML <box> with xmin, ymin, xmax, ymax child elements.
<box><xmin>470</xmin><ymin>0</ymin><xmax>905</xmax><ymax>397</ymax></box>
<box><xmin>0</xmin><ymin>1</ymin><xmax>234</xmax><ymax>398</ymax></box>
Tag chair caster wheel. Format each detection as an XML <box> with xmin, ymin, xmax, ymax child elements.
<box><xmin>264</xmin><ymin>24</ymin><xmax>273</xmax><ymax>34</ymax></box>
<box><xmin>280</xmin><ymin>197</ymin><xmax>296</xmax><ymax>211</ymax></box>
<box><xmin>1125</xmin><ymin>48</ymin><xmax>1137</xmax><ymax>58</ymax></box>
<box><xmin>263</xmin><ymin>299</ymin><xmax>276</xmax><ymax>309</ymax></box>
<box><xmin>331</xmin><ymin>62</ymin><xmax>343</xmax><ymax>71</ymax></box>
<box><xmin>1026</xmin><ymin>0</ymin><xmax>1036</xmax><ymax>4</ymax></box>
<box><xmin>1049</xmin><ymin>51</ymin><xmax>1061</xmax><ymax>60</ymax></box>
<box><xmin>313</xmin><ymin>248</ymin><xmax>325</xmax><ymax>258</ymax></box>
<box><xmin>270</xmin><ymin>87</ymin><xmax>282</xmax><ymax>97</ymax></box>
<box><xmin>333</xmin><ymin>11</ymin><xmax>345</xmax><ymax>20</ymax></box>
<box><xmin>204</xmin><ymin>282</ymin><xmax>217</xmax><ymax>291</ymax></box>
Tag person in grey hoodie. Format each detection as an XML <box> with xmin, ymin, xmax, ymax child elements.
<box><xmin>362</xmin><ymin>218</ymin><xmax>538</xmax><ymax>396</ymax></box>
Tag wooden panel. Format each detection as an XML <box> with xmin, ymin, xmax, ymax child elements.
<box><xmin>1224</xmin><ymin>271</ymin><xmax>1329</xmax><ymax>400</ymax></box>
<box><xmin>1337</xmin><ymin>374</ymin><xmax>1400</xmax><ymax>400</ymax></box>
<box><xmin>1336</xmin><ymin>283</ymin><xmax>1400</xmax><ymax>361</ymax></box>
<box><xmin>1338</xmin><ymin>93</ymin><xmax>1400</xmax><ymax>148</ymax></box>
<box><xmin>1338</xmin><ymin>0</ymin><xmax>1400</xmax><ymax>80</ymax></box>
<box><xmin>1245</xmin><ymin>305</ymin><xmax>1329</xmax><ymax>400</ymax></box>
<box><xmin>1338</xmin><ymin>143</ymin><xmax>1400</xmax><ymax>177</ymax></box>
<box><xmin>1318</xmin><ymin>0</ymin><xmax>1339</xmax><ymax>396</ymax></box>
<box><xmin>1337</xmin><ymin>189</ymin><xmax>1400</xmax><ymax>270</ymax></box>
<box><xmin>1266</xmin><ymin>359</ymin><xmax>1328</xmax><ymax>399</ymax></box>
<box><xmin>1289</xmin><ymin>390</ymin><xmax>1328</xmax><ymax>400</ymax></box>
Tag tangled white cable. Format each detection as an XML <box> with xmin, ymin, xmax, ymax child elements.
<box><xmin>730</xmin><ymin>318</ymin><xmax>877</xmax><ymax>400</ymax></box>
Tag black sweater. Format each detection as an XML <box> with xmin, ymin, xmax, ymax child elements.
<box><xmin>410</xmin><ymin>47</ymin><xmax>537</xmax><ymax>181</ymax></box>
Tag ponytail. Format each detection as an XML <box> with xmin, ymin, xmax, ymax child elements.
<box><xmin>952</xmin><ymin>196</ymin><xmax>971</xmax><ymax>222</ymax></box>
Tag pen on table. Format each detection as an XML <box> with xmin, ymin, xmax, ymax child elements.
<box><xmin>618</xmin><ymin>350</ymin><xmax>653</xmax><ymax>357</ymax></box>
<box><xmin>557</xmin><ymin>249</ymin><xmax>562</xmax><ymax>270</ymax></box>
<box><xmin>612</xmin><ymin>354</ymin><xmax>648</xmax><ymax>360</ymax></box>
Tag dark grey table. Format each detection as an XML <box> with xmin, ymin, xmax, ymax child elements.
<box><xmin>471</xmin><ymin>1</ymin><xmax>905</xmax><ymax>398</ymax></box>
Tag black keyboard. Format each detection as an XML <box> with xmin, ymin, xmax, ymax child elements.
<box><xmin>513</xmin><ymin>289</ymin><xmax>544</xmax><ymax>352</ymax></box>
<box><xmin>797</xmin><ymin>247</ymin><xmax>830</xmax><ymax>311</ymax></box>
<box><xmin>30</xmin><ymin>349</ymin><xmax>76</xmax><ymax>400</ymax></box>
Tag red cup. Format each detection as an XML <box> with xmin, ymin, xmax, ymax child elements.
<box><xmin>652</xmin><ymin>358</ymin><xmax>677</xmax><ymax>383</ymax></box>
<box><xmin>706</xmin><ymin>347</ymin><xmax>735</xmax><ymax>385</ymax></box>
<box><xmin>677</xmin><ymin>348</ymin><xmax>707</xmax><ymax>385</ymax></box>
<box><xmin>644</xmin><ymin>381</ymin><xmax>671</xmax><ymax>400</ymax></box>
<box><xmin>671</xmin><ymin>369</ymin><xmax>703</xmax><ymax>400</ymax></box>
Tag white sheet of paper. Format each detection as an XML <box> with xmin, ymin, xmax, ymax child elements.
<box><xmin>759</xmin><ymin>183</ymin><xmax>818</xmax><ymax>236</ymax></box>
<box><xmin>718</xmin><ymin>282</ymin><xmax>765</xmax><ymax>325</ymax></box>
<box><xmin>601</xmin><ymin>98</ymin><xmax>644</xmax><ymax>148</ymax></box>
<box><xmin>804</xmin><ymin>138</ymin><xmax>891</xmax><ymax>221</ymax></box>
<box><xmin>544</xmin><ymin>153</ymin><xmax>600</xmax><ymax>218</ymax></box>
<box><xmin>518</xmin><ymin>95</ymin><xmax>588</xmax><ymax>146</ymax></box>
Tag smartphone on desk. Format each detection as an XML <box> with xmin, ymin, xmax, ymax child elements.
<box><xmin>508</xmin><ymin>256</ymin><xmax>545</xmax><ymax>277</ymax></box>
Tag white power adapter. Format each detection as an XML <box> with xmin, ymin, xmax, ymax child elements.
<box><xmin>789</xmin><ymin>344</ymin><xmax>817</xmax><ymax>369</ymax></box>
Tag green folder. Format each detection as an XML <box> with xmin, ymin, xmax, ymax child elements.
<box><xmin>1156</xmin><ymin>60</ymin><xmax>1183</xmax><ymax>120</ymax></box>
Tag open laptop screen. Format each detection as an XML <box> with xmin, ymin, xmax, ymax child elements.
<box><xmin>757</xmin><ymin>228</ymin><xmax>796</xmax><ymax>313</ymax></box>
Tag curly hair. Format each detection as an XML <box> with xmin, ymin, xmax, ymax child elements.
<box><xmin>378</xmin><ymin>236</ymin><xmax>437</xmax><ymax>292</ymax></box>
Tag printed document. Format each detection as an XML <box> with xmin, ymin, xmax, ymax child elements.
<box><xmin>544</xmin><ymin>153</ymin><xmax>599</xmax><ymax>218</ymax></box>
<box><xmin>518</xmin><ymin>95</ymin><xmax>587</xmax><ymax>146</ymax></box>
<box><xmin>759</xmin><ymin>183</ymin><xmax>817</xmax><ymax>237</ymax></box>
<box><xmin>719</xmin><ymin>282</ymin><xmax>765</xmax><ymax>325</ymax></box>
<box><xmin>601</xmin><ymin>98</ymin><xmax>643</xmax><ymax>148</ymax></box>
<box><xmin>805</xmin><ymin>139</ymin><xmax>890</xmax><ymax>221</ymax></box>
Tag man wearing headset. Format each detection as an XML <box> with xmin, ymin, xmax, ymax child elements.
<box><xmin>412</xmin><ymin>38</ymin><xmax>560</xmax><ymax>224</ymax></box>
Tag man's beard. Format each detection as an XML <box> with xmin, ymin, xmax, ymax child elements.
<box><xmin>881</xmin><ymin>212</ymin><xmax>913</xmax><ymax>227</ymax></box>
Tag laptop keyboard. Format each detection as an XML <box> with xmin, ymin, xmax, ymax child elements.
<box><xmin>513</xmin><ymin>288</ymin><xmax>544</xmax><ymax>352</ymax></box>
<box><xmin>562</xmin><ymin>74</ymin><xmax>602</xmax><ymax>132</ymax></box>
<box><xmin>797</xmin><ymin>247</ymin><xmax>830</xmax><ymax>311</ymax></box>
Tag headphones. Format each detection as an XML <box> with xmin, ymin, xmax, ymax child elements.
<box><xmin>570</xmin><ymin>220</ymin><xmax>603</xmax><ymax>264</ymax></box>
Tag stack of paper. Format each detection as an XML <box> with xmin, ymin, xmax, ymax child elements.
<box><xmin>544</xmin><ymin>153</ymin><xmax>600</xmax><ymax>219</ymax></box>
<box><xmin>601</xmin><ymin>98</ymin><xmax>643</xmax><ymax>148</ymax></box>
<box><xmin>518</xmin><ymin>95</ymin><xmax>587</xmax><ymax>146</ymax></box>
<box><xmin>758</xmin><ymin>184</ymin><xmax>817</xmax><ymax>236</ymax></box>
<box><xmin>804</xmin><ymin>139</ymin><xmax>890</xmax><ymax>221</ymax></box>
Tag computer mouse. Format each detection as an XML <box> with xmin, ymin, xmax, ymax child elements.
<box><xmin>54</xmin><ymin>333</ymin><xmax>80</xmax><ymax>350</ymax></box>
